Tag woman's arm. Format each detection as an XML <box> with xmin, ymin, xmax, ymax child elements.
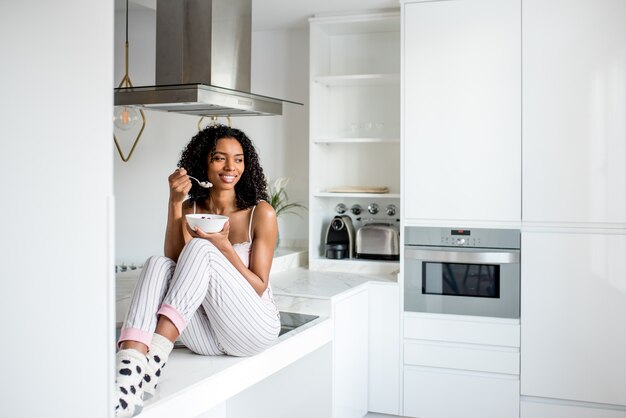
<box><xmin>187</xmin><ymin>201</ymin><xmax>278</xmax><ymax>295</ymax></box>
<box><xmin>245</xmin><ymin>201</ymin><xmax>278</xmax><ymax>294</ymax></box>
<box><xmin>164</xmin><ymin>168</ymin><xmax>192</xmax><ymax>262</ymax></box>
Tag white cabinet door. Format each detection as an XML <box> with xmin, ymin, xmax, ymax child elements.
<box><xmin>403</xmin><ymin>0</ymin><xmax>521</xmax><ymax>223</ymax></box>
<box><xmin>368</xmin><ymin>283</ymin><xmax>400</xmax><ymax>415</ymax></box>
<box><xmin>522</xmin><ymin>0</ymin><xmax>626</xmax><ymax>224</ymax></box>
<box><xmin>333</xmin><ymin>288</ymin><xmax>369</xmax><ymax>418</ymax></box>
<box><xmin>521</xmin><ymin>232</ymin><xmax>626</xmax><ymax>406</ymax></box>
<box><xmin>225</xmin><ymin>344</ymin><xmax>333</xmax><ymax>418</ymax></box>
<box><xmin>404</xmin><ymin>367</ymin><xmax>519</xmax><ymax>418</ymax></box>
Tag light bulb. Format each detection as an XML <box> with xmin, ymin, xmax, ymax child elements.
<box><xmin>113</xmin><ymin>106</ymin><xmax>140</xmax><ymax>131</ymax></box>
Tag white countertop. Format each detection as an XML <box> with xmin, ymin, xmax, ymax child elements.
<box><xmin>116</xmin><ymin>254</ymin><xmax>396</xmax><ymax>417</ymax></box>
<box><xmin>271</xmin><ymin>267</ymin><xmax>397</xmax><ymax>300</ymax></box>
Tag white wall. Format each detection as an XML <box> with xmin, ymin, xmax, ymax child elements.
<box><xmin>113</xmin><ymin>8</ymin><xmax>309</xmax><ymax>265</ymax></box>
<box><xmin>0</xmin><ymin>1</ymin><xmax>114</xmax><ymax>417</ymax></box>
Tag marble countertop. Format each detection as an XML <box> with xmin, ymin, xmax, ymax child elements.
<box><xmin>271</xmin><ymin>267</ymin><xmax>397</xmax><ymax>300</ymax></box>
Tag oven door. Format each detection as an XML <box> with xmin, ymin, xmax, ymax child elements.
<box><xmin>404</xmin><ymin>246</ymin><xmax>520</xmax><ymax>319</ymax></box>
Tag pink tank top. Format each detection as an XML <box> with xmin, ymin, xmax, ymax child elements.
<box><xmin>232</xmin><ymin>205</ymin><xmax>255</xmax><ymax>268</ymax></box>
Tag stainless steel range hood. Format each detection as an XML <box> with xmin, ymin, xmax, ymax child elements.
<box><xmin>114</xmin><ymin>0</ymin><xmax>301</xmax><ymax>117</ymax></box>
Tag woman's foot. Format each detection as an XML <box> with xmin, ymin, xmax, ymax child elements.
<box><xmin>142</xmin><ymin>333</ymin><xmax>174</xmax><ymax>400</ymax></box>
<box><xmin>114</xmin><ymin>349</ymin><xmax>147</xmax><ymax>417</ymax></box>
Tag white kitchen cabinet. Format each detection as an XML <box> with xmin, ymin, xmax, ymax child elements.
<box><xmin>402</xmin><ymin>0</ymin><xmax>521</xmax><ymax>223</ymax></box>
<box><xmin>522</xmin><ymin>0</ymin><xmax>626</xmax><ymax>225</ymax></box>
<box><xmin>404</xmin><ymin>367</ymin><xmax>519</xmax><ymax>418</ymax></box>
<box><xmin>368</xmin><ymin>282</ymin><xmax>400</xmax><ymax>415</ymax></box>
<box><xmin>333</xmin><ymin>281</ymin><xmax>402</xmax><ymax>417</ymax></box>
<box><xmin>223</xmin><ymin>344</ymin><xmax>333</xmax><ymax>418</ymax></box>
<box><xmin>402</xmin><ymin>312</ymin><xmax>520</xmax><ymax>418</ymax></box>
<box><xmin>520</xmin><ymin>0</ymin><xmax>626</xmax><ymax>413</ymax></box>
<box><xmin>521</xmin><ymin>231</ymin><xmax>626</xmax><ymax>406</ymax></box>
<box><xmin>309</xmin><ymin>11</ymin><xmax>401</xmax><ymax>273</ymax></box>
<box><xmin>333</xmin><ymin>287</ymin><xmax>369</xmax><ymax>418</ymax></box>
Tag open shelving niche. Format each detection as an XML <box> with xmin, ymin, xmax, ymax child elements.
<box><xmin>308</xmin><ymin>10</ymin><xmax>401</xmax><ymax>274</ymax></box>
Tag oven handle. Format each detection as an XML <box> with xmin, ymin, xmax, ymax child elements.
<box><xmin>404</xmin><ymin>248</ymin><xmax>520</xmax><ymax>264</ymax></box>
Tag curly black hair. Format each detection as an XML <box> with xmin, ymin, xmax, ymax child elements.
<box><xmin>177</xmin><ymin>124</ymin><xmax>269</xmax><ymax>210</ymax></box>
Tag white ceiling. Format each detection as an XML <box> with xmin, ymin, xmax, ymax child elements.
<box><xmin>114</xmin><ymin>0</ymin><xmax>400</xmax><ymax>31</ymax></box>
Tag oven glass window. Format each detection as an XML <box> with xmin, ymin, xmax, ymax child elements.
<box><xmin>422</xmin><ymin>262</ymin><xmax>500</xmax><ymax>298</ymax></box>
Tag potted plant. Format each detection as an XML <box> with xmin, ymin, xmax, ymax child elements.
<box><xmin>267</xmin><ymin>177</ymin><xmax>306</xmax><ymax>248</ymax></box>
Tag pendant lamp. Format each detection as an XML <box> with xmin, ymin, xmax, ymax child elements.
<box><xmin>113</xmin><ymin>0</ymin><xmax>146</xmax><ymax>162</ymax></box>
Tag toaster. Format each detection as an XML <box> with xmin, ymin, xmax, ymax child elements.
<box><xmin>355</xmin><ymin>223</ymin><xmax>399</xmax><ymax>260</ymax></box>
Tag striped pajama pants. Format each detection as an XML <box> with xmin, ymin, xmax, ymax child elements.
<box><xmin>119</xmin><ymin>238</ymin><xmax>280</xmax><ymax>356</ymax></box>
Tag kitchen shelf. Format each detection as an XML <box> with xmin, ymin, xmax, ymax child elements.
<box><xmin>314</xmin><ymin>73</ymin><xmax>400</xmax><ymax>87</ymax></box>
<box><xmin>313</xmin><ymin>137</ymin><xmax>400</xmax><ymax>144</ymax></box>
<box><xmin>309</xmin><ymin>11</ymin><xmax>400</xmax><ymax>273</ymax></box>
<box><xmin>314</xmin><ymin>192</ymin><xmax>401</xmax><ymax>199</ymax></box>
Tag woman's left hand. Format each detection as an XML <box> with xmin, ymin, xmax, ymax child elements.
<box><xmin>186</xmin><ymin>221</ymin><xmax>231</xmax><ymax>251</ymax></box>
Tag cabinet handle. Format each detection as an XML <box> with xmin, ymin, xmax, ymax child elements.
<box><xmin>404</xmin><ymin>248</ymin><xmax>520</xmax><ymax>264</ymax></box>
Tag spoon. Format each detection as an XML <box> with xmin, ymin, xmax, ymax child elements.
<box><xmin>188</xmin><ymin>175</ymin><xmax>212</xmax><ymax>188</ymax></box>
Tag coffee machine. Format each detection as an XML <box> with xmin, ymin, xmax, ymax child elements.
<box><xmin>325</xmin><ymin>215</ymin><xmax>355</xmax><ymax>259</ymax></box>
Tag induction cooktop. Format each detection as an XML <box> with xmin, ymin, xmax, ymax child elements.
<box><xmin>278</xmin><ymin>311</ymin><xmax>320</xmax><ymax>336</ymax></box>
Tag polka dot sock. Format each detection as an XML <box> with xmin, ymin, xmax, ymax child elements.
<box><xmin>114</xmin><ymin>348</ymin><xmax>147</xmax><ymax>418</ymax></box>
<box><xmin>142</xmin><ymin>333</ymin><xmax>174</xmax><ymax>401</ymax></box>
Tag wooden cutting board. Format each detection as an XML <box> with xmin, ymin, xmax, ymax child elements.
<box><xmin>326</xmin><ymin>186</ymin><xmax>389</xmax><ymax>193</ymax></box>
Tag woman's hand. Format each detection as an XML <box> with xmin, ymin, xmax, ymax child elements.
<box><xmin>168</xmin><ymin>168</ymin><xmax>192</xmax><ymax>204</ymax></box>
<box><xmin>186</xmin><ymin>221</ymin><xmax>231</xmax><ymax>251</ymax></box>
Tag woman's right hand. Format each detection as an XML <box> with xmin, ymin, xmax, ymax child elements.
<box><xmin>168</xmin><ymin>168</ymin><xmax>192</xmax><ymax>203</ymax></box>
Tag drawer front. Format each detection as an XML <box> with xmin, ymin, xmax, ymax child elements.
<box><xmin>404</xmin><ymin>313</ymin><xmax>520</xmax><ymax>347</ymax></box>
<box><xmin>404</xmin><ymin>341</ymin><xmax>519</xmax><ymax>375</ymax></box>
<box><xmin>404</xmin><ymin>366</ymin><xmax>519</xmax><ymax>418</ymax></box>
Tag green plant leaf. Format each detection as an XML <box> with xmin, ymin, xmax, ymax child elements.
<box><xmin>267</xmin><ymin>177</ymin><xmax>307</xmax><ymax>218</ymax></box>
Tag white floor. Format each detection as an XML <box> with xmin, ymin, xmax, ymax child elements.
<box><xmin>364</xmin><ymin>413</ymin><xmax>406</xmax><ymax>418</ymax></box>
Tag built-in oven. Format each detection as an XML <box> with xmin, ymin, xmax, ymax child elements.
<box><xmin>404</xmin><ymin>227</ymin><xmax>520</xmax><ymax>319</ymax></box>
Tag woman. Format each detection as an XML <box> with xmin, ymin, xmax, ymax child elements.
<box><xmin>115</xmin><ymin>125</ymin><xmax>280</xmax><ymax>417</ymax></box>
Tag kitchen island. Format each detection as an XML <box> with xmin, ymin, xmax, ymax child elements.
<box><xmin>116</xmin><ymin>253</ymin><xmax>398</xmax><ymax>418</ymax></box>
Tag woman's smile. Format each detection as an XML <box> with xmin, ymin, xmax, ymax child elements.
<box><xmin>219</xmin><ymin>173</ymin><xmax>237</xmax><ymax>183</ymax></box>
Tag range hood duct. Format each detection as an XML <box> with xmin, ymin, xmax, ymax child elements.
<box><xmin>114</xmin><ymin>0</ymin><xmax>301</xmax><ymax>117</ymax></box>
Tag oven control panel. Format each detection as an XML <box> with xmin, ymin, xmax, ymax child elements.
<box><xmin>441</xmin><ymin>236</ymin><xmax>481</xmax><ymax>246</ymax></box>
<box><xmin>404</xmin><ymin>227</ymin><xmax>521</xmax><ymax>250</ymax></box>
<box><xmin>440</xmin><ymin>229</ymin><xmax>481</xmax><ymax>246</ymax></box>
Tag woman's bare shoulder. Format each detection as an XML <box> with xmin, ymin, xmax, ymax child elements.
<box><xmin>254</xmin><ymin>201</ymin><xmax>277</xmax><ymax>219</ymax></box>
<box><xmin>251</xmin><ymin>201</ymin><xmax>277</xmax><ymax>243</ymax></box>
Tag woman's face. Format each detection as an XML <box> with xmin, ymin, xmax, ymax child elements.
<box><xmin>207</xmin><ymin>137</ymin><xmax>245</xmax><ymax>190</ymax></box>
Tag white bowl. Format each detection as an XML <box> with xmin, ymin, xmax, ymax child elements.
<box><xmin>186</xmin><ymin>214</ymin><xmax>229</xmax><ymax>233</ymax></box>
